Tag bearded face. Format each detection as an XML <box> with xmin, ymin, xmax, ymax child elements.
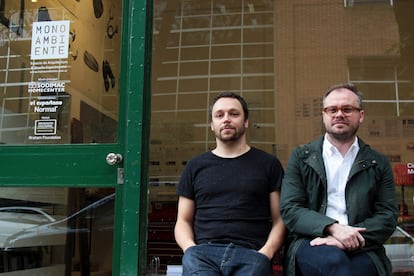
<box><xmin>322</xmin><ymin>89</ymin><xmax>364</xmax><ymax>143</ymax></box>
<box><xmin>210</xmin><ymin>97</ymin><xmax>248</xmax><ymax>143</ymax></box>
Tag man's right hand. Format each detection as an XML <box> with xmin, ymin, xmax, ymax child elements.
<box><xmin>325</xmin><ymin>223</ymin><xmax>366</xmax><ymax>251</ymax></box>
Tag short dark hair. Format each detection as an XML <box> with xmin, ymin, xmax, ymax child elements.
<box><xmin>209</xmin><ymin>92</ymin><xmax>249</xmax><ymax>122</ymax></box>
<box><xmin>323</xmin><ymin>83</ymin><xmax>363</xmax><ymax>109</ymax></box>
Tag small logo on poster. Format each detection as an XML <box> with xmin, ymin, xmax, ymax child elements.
<box><xmin>35</xmin><ymin>119</ymin><xmax>57</xmax><ymax>135</ymax></box>
<box><xmin>30</xmin><ymin>20</ymin><xmax>70</xmax><ymax>60</ymax></box>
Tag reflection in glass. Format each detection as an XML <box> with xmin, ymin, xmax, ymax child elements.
<box><xmin>0</xmin><ymin>187</ymin><xmax>114</xmax><ymax>274</ymax></box>
<box><xmin>150</xmin><ymin>0</ymin><xmax>414</xmax><ymax>274</ymax></box>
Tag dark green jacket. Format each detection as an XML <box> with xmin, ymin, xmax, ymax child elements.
<box><xmin>280</xmin><ymin>136</ymin><xmax>398</xmax><ymax>276</ymax></box>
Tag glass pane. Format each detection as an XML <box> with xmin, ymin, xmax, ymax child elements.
<box><xmin>0</xmin><ymin>187</ymin><xmax>114</xmax><ymax>274</ymax></box>
<box><xmin>150</xmin><ymin>0</ymin><xmax>276</xmax><ymax>273</ymax></box>
<box><xmin>150</xmin><ymin>0</ymin><xmax>414</xmax><ymax>275</ymax></box>
<box><xmin>0</xmin><ymin>0</ymin><xmax>122</xmax><ymax>144</ymax></box>
<box><xmin>398</xmin><ymin>83</ymin><xmax>414</xmax><ymax>101</ymax></box>
<box><xmin>357</xmin><ymin>83</ymin><xmax>396</xmax><ymax>101</ymax></box>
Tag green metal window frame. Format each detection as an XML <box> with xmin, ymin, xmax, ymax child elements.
<box><xmin>113</xmin><ymin>0</ymin><xmax>153</xmax><ymax>274</ymax></box>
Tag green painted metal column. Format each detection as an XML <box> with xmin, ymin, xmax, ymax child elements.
<box><xmin>113</xmin><ymin>0</ymin><xmax>152</xmax><ymax>275</ymax></box>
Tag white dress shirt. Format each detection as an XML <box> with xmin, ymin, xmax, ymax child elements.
<box><xmin>322</xmin><ymin>134</ymin><xmax>359</xmax><ymax>225</ymax></box>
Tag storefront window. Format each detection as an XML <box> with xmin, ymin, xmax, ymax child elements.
<box><xmin>0</xmin><ymin>0</ymin><xmax>121</xmax><ymax>144</ymax></box>
<box><xmin>150</xmin><ymin>0</ymin><xmax>414</xmax><ymax>274</ymax></box>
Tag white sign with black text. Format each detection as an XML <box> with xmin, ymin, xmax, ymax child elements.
<box><xmin>30</xmin><ymin>20</ymin><xmax>70</xmax><ymax>60</ymax></box>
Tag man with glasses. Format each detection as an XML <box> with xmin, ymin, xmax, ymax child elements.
<box><xmin>280</xmin><ymin>83</ymin><xmax>398</xmax><ymax>276</ymax></box>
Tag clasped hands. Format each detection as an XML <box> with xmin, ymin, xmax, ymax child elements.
<box><xmin>310</xmin><ymin>223</ymin><xmax>366</xmax><ymax>251</ymax></box>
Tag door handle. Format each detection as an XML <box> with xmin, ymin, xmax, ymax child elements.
<box><xmin>106</xmin><ymin>153</ymin><xmax>123</xmax><ymax>165</ymax></box>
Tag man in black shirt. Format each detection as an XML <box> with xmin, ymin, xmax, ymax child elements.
<box><xmin>175</xmin><ymin>92</ymin><xmax>285</xmax><ymax>275</ymax></box>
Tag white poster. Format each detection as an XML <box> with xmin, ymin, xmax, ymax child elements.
<box><xmin>30</xmin><ymin>20</ymin><xmax>70</xmax><ymax>60</ymax></box>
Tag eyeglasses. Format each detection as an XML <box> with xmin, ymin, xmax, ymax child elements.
<box><xmin>322</xmin><ymin>105</ymin><xmax>361</xmax><ymax>116</ymax></box>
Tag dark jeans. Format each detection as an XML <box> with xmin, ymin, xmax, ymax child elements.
<box><xmin>296</xmin><ymin>240</ymin><xmax>378</xmax><ymax>276</ymax></box>
<box><xmin>182</xmin><ymin>243</ymin><xmax>271</xmax><ymax>276</ymax></box>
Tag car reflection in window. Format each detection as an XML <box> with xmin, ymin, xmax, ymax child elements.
<box><xmin>385</xmin><ymin>225</ymin><xmax>414</xmax><ymax>275</ymax></box>
<box><xmin>0</xmin><ymin>193</ymin><xmax>114</xmax><ymax>273</ymax></box>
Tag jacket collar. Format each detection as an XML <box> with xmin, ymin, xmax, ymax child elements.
<box><xmin>298</xmin><ymin>135</ymin><xmax>377</xmax><ymax>182</ymax></box>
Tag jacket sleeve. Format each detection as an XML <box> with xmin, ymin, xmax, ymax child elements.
<box><xmin>351</xmin><ymin>154</ymin><xmax>398</xmax><ymax>246</ymax></box>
